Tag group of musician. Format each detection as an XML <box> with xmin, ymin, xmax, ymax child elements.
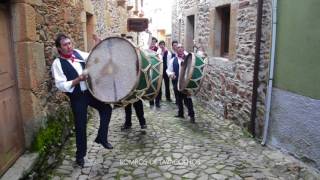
<box><xmin>147</xmin><ymin>35</ymin><xmax>195</xmax><ymax>123</ymax></box>
<box><xmin>51</xmin><ymin>33</ymin><xmax>195</xmax><ymax>167</ymax></box>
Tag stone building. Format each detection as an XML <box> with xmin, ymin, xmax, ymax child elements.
<box><xmin>0</xmin><ymin>0</ymin><xmax>133</xmax><ymax>176</ymax></box>
<box><xmin>172</xmin><ymin>0</ymin><xmax>320</xmax><ymax>170</ymax></box>
<box><xmin>172</xmin><ymin>0</ymin><xmax>272</xmax><ymax>136</ymax></box>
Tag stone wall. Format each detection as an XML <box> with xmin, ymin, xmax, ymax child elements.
<box><xmin>172</xmin><ymin>0</ymin><xmax>272</xmax><ymax>135</ymax></box>
<box><xmin>255</xmin><ymin>0</ymin><xmax>272</xmax><ymax>136</ymax></box>
<box><xmin>11</xmin><ymin>0</ymin><xmax>129</xmax><ymax>147</ymax></box>
<box><xmin>10</xmin><ymin>0</ymin><xmax>85</xmax><ymax>147</ymax></box>
<box><xmin>92</xmin><ymin>0</ymin><xmax>130</xmax><ymax>38</ymax></box>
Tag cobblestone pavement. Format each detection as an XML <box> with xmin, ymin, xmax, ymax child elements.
<box><xmin>50</xmin><ymin>100</ymin><xmax>320</xmax><ymax>180</ymax></box>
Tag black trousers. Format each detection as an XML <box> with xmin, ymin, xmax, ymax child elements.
<box><xmin>125</xmin><ymin>100</ymin><xmax>146</xmax><ymax>127</ymax></box>
<box><xmin>163</xmin><ymin>72</ymin><xmax>171</xmax><ymax>100</ymax></box>
<box><xmin>69</xmin><ymin>91</ymin><xmax>112</xmax><ymax>159</ymax></box>
<box><xmin>149</xmin><ymin>89</ymin><xmax>161</xmax><ymax>106</ymax></box>
<box><xmin>172</xmin><ymin>80</ymin><xmax>178</xmax><ymax>104</ymax></box>
<box><xmin>173</xmin><ymin>86</ymin><xmax>195</xmax><ymax>118</ymax></box>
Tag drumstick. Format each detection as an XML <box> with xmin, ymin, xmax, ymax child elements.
<box><xmin>82</xmin><ymin>69</ymin><xmax>89</xmax><ymax>75</ymax></box>
<box><xmin>82</xmin><ymin>57</ymin><xmax>101</xmax><ymax>75</ymax></box>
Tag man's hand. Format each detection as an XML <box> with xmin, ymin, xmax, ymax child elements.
<box><xmin>72</xmin><ymin>75</ymin><xmax>87</xmax><ymax>86</ymax></box>
<box><xmin>169</xmin><ymin>74</ymin><xmax>176</xmax><ymax>80</ymax></box>
<box><xmin>93</xmin><ymin>34</ymin><xmax>102</xmax><ymax>45</ymax></box>
<box><xmin>78</xmin><ymin>74</ymin><xmax>87</xmax><ymax>81</ymax></box>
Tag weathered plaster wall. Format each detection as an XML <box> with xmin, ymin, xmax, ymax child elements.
<box><xmin>269</xmin><ymin>88</ymin><xmax>320</xmax><ymax>169</ymax></box>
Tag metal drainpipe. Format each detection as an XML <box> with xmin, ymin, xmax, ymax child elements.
<box><xmin>261</xmin><ymin>0</ymin><xmax>277</xmax><ymax>145</ymax></box>
<box><xmin>250</xmin><ymin>0</ymin><xmax>264</xmax><ymax>138</ymax></box>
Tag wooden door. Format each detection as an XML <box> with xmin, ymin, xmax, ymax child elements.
<box><xmin>0</xmin><ymin>2</ymin><xmax>25</xmax><ymax>176</ymax></box>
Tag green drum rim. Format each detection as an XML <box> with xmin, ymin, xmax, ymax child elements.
<box><xmin>184</xmin><ymin>55</ymin><xmax>207</xmax><ymax>94</ymax></box>
<box><xmin>136</xmin><ymin>51</ymin><xmax>151</xmax><ymax>91</ymax></box>
<box><xmin>178</xmin><ymin>53</ymin><xmax>195</xmax><ymax>91</ymax></box>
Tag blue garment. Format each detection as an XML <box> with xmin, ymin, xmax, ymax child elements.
<box><xmin>163</xmin><ymin>50</ymin><xmax>168</xmax><ymax>71</ymax></box>
<box><xmin>172</xmin><ymin>57</ymin><xmax>179</xmax><ymax>86</ymax></box>
<box><xmin>58</xmin><ymin>50</ymin><xmax>112</xmax><ymax>160</ymax></box>
<box><xmin>59</xmin><ymin>50</ymin><xmax>85</xmax><ymax>96</ymax></box>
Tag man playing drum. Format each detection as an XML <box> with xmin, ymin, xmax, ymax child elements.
<box><xmin>157</xmin><ymin>40</ymin><xmax>173</xmax><ymax>102</ymax></box>
<box><xmin>170</xmin><ymin>40</ymin><xmax>179</xmax><ymax>104</ymax></box>
<box><xmin>122</xmin><ymin>100</ymin><xmax>148</xmax><ymax>130</ymax></box>
<box><xmin>121</xmin><ymin>36</ymin><xmax>148</xmax><ymax>130</ymax></box>
<box><xmin>166</xmin><ymin>44</ymin><xmax>196</xmax><ymax>123</ymax></box>
<box><xmin>51</xmin><ymin>33</ymin><xmax>113</xmax><ymax>168</ymax></box>
<box><xmin>147</xmin><ymin>31</ymin><xmax>161</xmax><ymax>108</ymax></box>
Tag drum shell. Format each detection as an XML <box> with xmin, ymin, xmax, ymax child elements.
<box><xmin>142</xmin><ymin>51</ymin><xmax>163</xmax><ymax>100</ymax></box>
<box><xmin>114</xmin><ymin>49</ymin><xmax>151</xmax><ymax>106</ymax></box>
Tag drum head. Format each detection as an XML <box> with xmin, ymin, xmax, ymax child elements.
<box><xmin>86</xmin><ymin>37</ymin><xmax>140</xmax><ymax>103</ymax></box>
<box><xmin>178</xmin><ymin>53</ymin><xmax>195</xmax><ymax>91</ymax></box>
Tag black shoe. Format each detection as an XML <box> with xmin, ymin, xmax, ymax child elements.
<box><xmin>156</xmin><ymin>104</ymin><xmax>160</xmax><ymax>108</ymax></box>
<box><xmin>166</xmin><ymin>98</ymin><xmax>172</xmax><ymax>102</ymax></box>
<box><xmin>174</xmin><ymin>115</ymin><xmax>184</xmax><ymax>118</ymax></box>
<box><xmin>121</xmin><ymin>124</ymin><xmax>132</xmax><ymax>131</ymax></box>
<box><xmin>190</xmin><ymin>117</ymin><xmax>195</xmax><ymax>123</ymax></box>
<box><xmin>76</xmin><ymin>158</ymin><xmax>84</xmax><ymax>168</ymax></box>
<box><xmin>94</xmin><ymin>138</ymin><xmax>113</xmax><ymax>149</ymax></box>
<box><xmin>141</xmin><ymin>124</ymin><xmax>147</xmax><ymax>129</ymax></box>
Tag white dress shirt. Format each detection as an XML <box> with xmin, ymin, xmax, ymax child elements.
<box><xmin>51</xmin><ymin>49</ymin><xmax>89</xmax><ymax>93</ymax></box>
<box><xmin>166</xmin><ymin>56</ymin><xmax>183</xmax><ymax>77</ymax></box>
<box><xmin>157</xmin><ymin>48</ymin><xmax>172</xmax><ymax>68</ymax></box>
<box><xmin>166</xmin><ymin>52</ymin><xmax>188</xmax><ymax>77</ymax></box>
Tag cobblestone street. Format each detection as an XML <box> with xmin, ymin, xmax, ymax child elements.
<box><xmin>50</xmin><ymin>100</ymin><xmax>320</xmax><ymax>180</ymax></box>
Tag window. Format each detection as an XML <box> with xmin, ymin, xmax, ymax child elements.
<box><xmin>216</xmin><ymin>5</ymin><xmax>230</xmax><ymax>57</ymax></box>
<box><xmin>86</xmin><ymin>13</ymin><xmax>94</xmax><ymax>51</ymax></box>
<box><xmin>186</xmin><ymin>15</ymin><xmax>195</xmax><ymax>52</ymax></box>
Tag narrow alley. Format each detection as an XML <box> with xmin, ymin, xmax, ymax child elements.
<box><xmin>1</xmin><ymin>0</ymin><xmax>320</xmax><ymax>179</ymax></box>
<box><xmin>48</xmin><ymin>101</ymin><xmax>320</xmax><ymax>179</ymax></box>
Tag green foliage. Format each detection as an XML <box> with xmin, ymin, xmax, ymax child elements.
<box><xmin>31</xmin><ymin>108</ymin><xmax>74</xmax><ymax>154</ymax></box>
<box><xmin>242</xmin><ymin>128</ymin><xmax>253</xmax><ymax>138</ymax></box>
<box><xmin>22</xmin><ymin>107</ymin><xmax>74</xmax><ymax>179</ymax></box>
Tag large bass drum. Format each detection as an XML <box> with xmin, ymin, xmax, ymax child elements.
<box><xmin>142</xmin><ymin>50</ymin><xmax>163</xmax><ymax>100</ymax></box>
<box><xmin>178</xmin><ymin>53</ymin><xmax>206</xmax><ymax>94</ymax></box>
<box><xmin>85</xmin><ymin>37</ymin><xmax>150</xmax><ymax>106</ymax></box>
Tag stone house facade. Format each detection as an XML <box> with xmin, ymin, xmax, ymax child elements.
<box><xmin>172</xmin><ymin>0</ymin><xmax>320</xmax><ymax>170</ymax></box>
<box><xmin>172</xmin><ymin>0</ymin><xmax>272</xmax><ymax>137</ymax></box>
<box><xmin>0</xmin><ymin>0</ymin><xmax>131</xmax><ymax>176</ymax></box>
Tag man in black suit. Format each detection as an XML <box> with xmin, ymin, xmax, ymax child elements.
<box><xmin>166</xmin><ymin>44</ymin><xmax>195</xmax><ymax>123</ymax></box>
<box><xmin>51</xmin><ymin>33</ymin><xmax>113</xmax><ymax>167</ymax></box>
